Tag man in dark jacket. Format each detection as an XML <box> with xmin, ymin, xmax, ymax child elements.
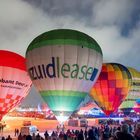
<box><xmin>115</xmin><ymin>124</ymin><xmax>135</xmax><ymax>140</ymax></box>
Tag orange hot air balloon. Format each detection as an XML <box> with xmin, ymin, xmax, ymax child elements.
<box><xmin>0</xmin><ymin>50</ymin><xmax>32</xmax><ymax>120</ymax></box>
<box><xmin>89</xmin><ymin>63</ymin><xmax>131</xmax><ymax>116</ymax></box>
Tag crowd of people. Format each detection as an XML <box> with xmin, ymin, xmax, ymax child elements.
<box><xmin>0</xmin><ymin>121</ymin><xmax>140</xmax><ymax>140</ymax></box>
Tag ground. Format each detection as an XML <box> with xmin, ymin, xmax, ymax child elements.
<box><xmin>0</xmin><ymin>116</ymin><xmax>98</xmax><ymax>139</ymax></box>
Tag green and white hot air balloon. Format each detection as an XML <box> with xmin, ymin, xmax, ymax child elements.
<box><xmin>26</xmin><ymin>29</ymin><xmax>103</xmax><ymax>123</ymax></box>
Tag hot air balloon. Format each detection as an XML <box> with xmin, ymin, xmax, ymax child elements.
<box><xmin>136</xmin><ymin>99</ymin><xmax>140</xmax><ymax>104</ymax></box>
<box><xmin>37</xmin><ymin>103</ymin><xmax>50</xmax><ymax>113</ymax></box>
<box><xmin>26</xmin><ymin>29</ymin><xmax>103</xmax><ymax>123</ymax></box>
<box><xmin>134</xmin><ymin>99</ymin><xmax>140</xmax><ymax>113</ymax></box>
<box><xmin>0</xmin><ymin>50</ymin><xmax>32</xmax><ymax>120</ymax></box>
<box><xmin>78</xmin><ymin>101</ymin><xmax>100</xmax><ymax>115</ymax></box>
<box><xmin>89</xmin><ymin>63</ymin><xmax>131</xmax><ymax>116</ymax></box>
<box><xmin>119</xmin><ymin>67</ymin><xmax>140</xmax><ymax>115</ymax></box>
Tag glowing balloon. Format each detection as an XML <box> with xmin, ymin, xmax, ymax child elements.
<box><xmin>0</xmin><ymin>50</ymin><xmax>32</xmax><ymax>120</ymax></box>
<box><xmin>134</xmin><ymin>99</ymin><xmax>140</xmax><ymax>113</ymax></box>
<box><xmin>26</xmin><ymin>29</ymin><xmax>103</xmax><ymax>123</ymax></box>
<box><xmin>120</xmin><ymin>67</ymin><xmax>140</xmax><ymax>115</ymax></box>
<box><xmin>78</xmin><ymin>101</ymin><xmax>100</xmax><ymax>115</ymax></box>
<box><xmin>76</xmin><ymin>95</ymin><xmax>92</xmax><ymax>111</ymax></box>
<box><xmin>136</xmin><ymin>99</ymin><xmax>140</xmax><ymax>104</ymax></box>
<box><xmin>90</xmin><ymin>63</ymin><xmax>131</xmax><ymax>116</ymax></box>
<box><xmin>37</xmin><ymin>103</ymin><xmax>50</xmax><ymax>112</ymax></box>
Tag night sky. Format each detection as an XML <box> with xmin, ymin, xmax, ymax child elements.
<box><xmin>0</xmin><ymin>0</ymin><xmax>140</xmax><ymax>106</ymax></box>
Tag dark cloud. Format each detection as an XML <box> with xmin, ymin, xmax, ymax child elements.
<box><xmin>117</xmin><ymin>43</ymin><xmax>140</xmax><ymax>71</ymax></box>
<box><xmin>23</xmin><ymin>0</ymin><xmax>95</xmax><ymax>18</ymax></box>
<box><xmin>23</xmin><ymin>0</ymin><xmax>140</xmax><ymax>37</ymax></box>
<box><xmin>0</xmin><ymin>0</ymin><xmax>139</xmax><ymax>69</ymax></box>
<box><xmin>0</xmin><ymin>0</ymin><xmax>140</xmax><ymax>106</ymax></box>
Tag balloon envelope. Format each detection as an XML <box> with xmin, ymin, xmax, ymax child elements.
<box><xmin>134</xmin><ymin>102</ymin><xmax>140</xmax><ymax>113</ymax></box>
<box><xmin>37</xmin><ymin>103</ymin><xmax>50</xmax><ymax>112</ymax></box>
<box><xmin>136</xmin><ymin>99</ymin><xmax>140</xmax><ymax>104</ymax></box>
<box><xmin>120</xmin><ymin>67</ymin><xmax>140</xmax><ymax>115</ymax></box>
<box><xmin>90</xmin><ymin>63</ymin><xmax>131</xmax><ymax>116</ymax></box>
<box><xmin>26</xmin><ymin>29</ymin><xmax>103</xmax><ymax>123</ymax></box>
<box><xmin>0</xmin><ymin>50</ymin><xmax>32</xmax><ymax>120</ymax></box>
